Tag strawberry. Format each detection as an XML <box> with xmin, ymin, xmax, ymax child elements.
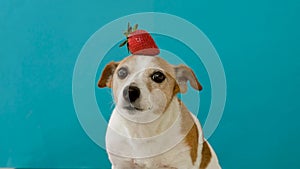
<box><xmin>119</xmin><ymin>23</ymin><xmax>160</xmax><ymax>56</ymax></box>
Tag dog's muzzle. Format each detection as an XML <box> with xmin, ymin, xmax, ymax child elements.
<box><xmin>123</xmin><ymin>85</ymin><xmax>140</xmax><ymax>103</ymax></box>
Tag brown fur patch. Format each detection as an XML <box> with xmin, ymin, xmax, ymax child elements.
<box><xmin>179</xmin><ymin>100</ymin><xmax>199</xmax><ymax>165</ymax></box>
<box><xmin>199</xmin><ymin>141</ymin><xmax>212</xmax><ymax>169</ymax></box>
<box><xmin>98</xmin><ymin>62</ymin><xmax>119</xmax><ymax>88</ymax></box>
<box><xmin>149</xmin><ymin>57</ymin><xmax>175</xmax><ymax>90</ymax></box>
<box><xmin>173</xmin><ymin>83</ymin><xmax>180</xmax><ymax>95</ymax></box>
<box><xmin>144</xmin><ymin>69</ymin><xmax>155</xmax><ymax>92</ymax></box>
<box><xmin>174</xmin><ymin>64</ymin><xmax>202</xmax><ymax>92</ymax></box>
<box><xmin>98</xmin><ymin>55</ymin><xmax>139</xmax><ymax>88</ymax></box>
<box><xmin>186</xmin><ymin>123</ymin><xmax>199</xmax><ymax>164</ymax></box>
<box><xmin>150</xmin><ymin>56</ymin><xmax>175</xmax><ymax>74</ymax></box>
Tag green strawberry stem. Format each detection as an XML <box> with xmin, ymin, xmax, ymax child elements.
<box><xmin>133</xmin><ymin>24</ymin><xmax>138</xmax><ymax>32</ymax></box>
<box><xmin>119</xmin><ymin>23</ymin><xmax>138</xmax><ymax>48</ymax></box>
<box><xmin>119</xmin><ymin>39</ymin><xmax>127</xmax><ymax>47</ymax></box>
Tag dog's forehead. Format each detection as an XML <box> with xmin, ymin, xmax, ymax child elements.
<box><xmin>119</xmin><ymin>55</ymin><xmax>174</xmax><ymax>73</ymax></box>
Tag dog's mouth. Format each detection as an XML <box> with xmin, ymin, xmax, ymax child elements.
<box><xmin>123</xmin><ymin>105</ymin><xmax>143</xmax><ymax>111</ymax></box>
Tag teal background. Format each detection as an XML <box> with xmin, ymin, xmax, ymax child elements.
<box><xmin>1</xmin><ymin>0</ymin><xmax>299</xmax><ymax>169</ymax></box>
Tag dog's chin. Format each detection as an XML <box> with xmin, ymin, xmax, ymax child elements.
<box><xmin>115</xmin><ymin>103</ymin><xmax>144</xmax><ymax>114</ymax></box>
<box><xmin>116</xmin><ymin>103</ymin><xmax>164</xmax><ymax>123</ymax></box>
<box><xmin>123</xmin><ymin>105</ymin><xmax>143</xmax><ymax>112</ymax></box>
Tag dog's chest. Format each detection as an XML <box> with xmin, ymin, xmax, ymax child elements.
<box><xmin>108</xmin><ymin>140</ymin><xmax>193</xmax><ymax>169</ymax></box>
<box><xmin>130</xmin><ymin>149</ymin><xmax>191</xmax><ymax>169</ymax></box>
<box><xmin>106</xmin><ymin>109</ymin><xmax>196</xmax><ymax>168</ymax></box>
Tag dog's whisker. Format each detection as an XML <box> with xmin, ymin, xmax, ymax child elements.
<box><xmin>104</xmin><ymin>90</ymin><xmax>116</xmax><ymax>109</ymax></box>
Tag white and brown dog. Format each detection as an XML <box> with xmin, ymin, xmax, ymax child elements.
<box><xmin>98</xmin><ymin>55</ymin><xmax>221</xmax><ymax>169</ymax></box>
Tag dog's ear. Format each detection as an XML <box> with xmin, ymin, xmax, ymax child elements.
<box><xmin>174</xmin><ymin>64</ymin><xmax>202</xmax><ymax>93</ymax></box>
<box><xmin>98</xmin><ymin>62</ymin><xmax>119</xmax><ymax>88</ymax></box>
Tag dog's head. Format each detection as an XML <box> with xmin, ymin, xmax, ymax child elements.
<box><xmin>98</xmin><ymin>55</ymin><xmax>202</xmax><ymax>122</ymax></box>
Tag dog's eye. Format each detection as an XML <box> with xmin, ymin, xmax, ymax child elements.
<box><xmin>151</xmin><ymin>71</ymin><xmax>165</xmax><ymax>83</ymax></box>
<box><xmin>117</xmin><ymin>67</ymin><xmax>128</xmax><ymax>79</ymax></box>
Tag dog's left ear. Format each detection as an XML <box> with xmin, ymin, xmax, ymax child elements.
<box><xmin>98</xmin><ymin>61</ymin><xmax>119</xmax><ymax>88</ymax></box>
<box><xmin>174</xmin><ymin>64</ymin><xmax>202</xmax><ymax>93</ymax></box>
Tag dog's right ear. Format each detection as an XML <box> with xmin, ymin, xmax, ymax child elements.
<box><xmin>173</xmin><ymin>64</ymin><xmax>202</xmax><ymax>93</ymax></box>
<box><xmin>98</xmin><ymin>62</ymin><xmax>119</xmax><ymax>88</ymax></box>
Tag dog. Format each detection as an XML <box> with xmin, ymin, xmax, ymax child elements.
<box><xmin>98</xmin><ymin>55</ymin><xmax>221</xmax><ymax>169</ymax></box>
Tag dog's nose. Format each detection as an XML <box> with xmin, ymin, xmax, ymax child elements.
<box><xmin>123</xmin><ymin>85</ymin><xmax>140</xmax><ymax>103</ymax></box>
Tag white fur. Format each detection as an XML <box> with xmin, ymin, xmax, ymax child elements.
<box><xmin>107</xmin><ymin>97</ymin><xmax>221</xmax><ymax>169</ymax></box>
<box><xmin>104</xmin><ymin>56</ymin><xmax>221</xmax><ymax>169</ymax></box>
<box><xmin>107</xmin><ymin>97</ymin><xmax>191</xmax><ymax>168</ymax></box>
